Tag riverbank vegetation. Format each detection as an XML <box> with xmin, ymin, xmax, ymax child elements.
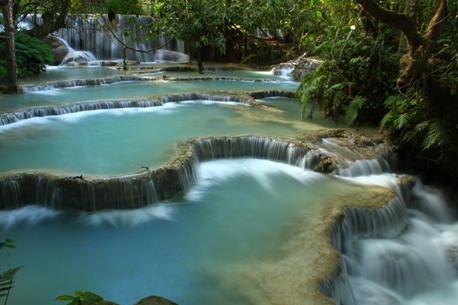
<box><xmin>1</xmin><ymin>0</ymin><xmax>457</xmax><ymax>183</ymax></box>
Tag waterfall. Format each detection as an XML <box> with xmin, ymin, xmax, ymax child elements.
<box><xmin>0</xmin><ymin>136</ymin><xmax>313</xmax><ymax>211</ymax></box>
<box><xmin>56</xmin><ymin>14</ymin><xmax>185</xmax><ymax>62</ymax></box>
<box><xmin>338</xmin><ymin>158</ymin><xmax>391</xmax><ymax>177</ymax></box>
<box><xmin>58</xmin><ymin>37</ymin><xmax>98</xmax><ymax>66</ymax></box>
<box><xmin>2</xmin><ymin>91</ymin><xmax>302</xmax><ymax>127</ymax></box>
<box><xmin>0</xmin><ymin>133</ymin><xmax>397</xmax><ymax>213</ymax></box>
<box><xmin>189</xmin><ymin>136</ymin><xmax>310</xmax><ymax>165</ymax></box>
<box><xmin>319</xmin><ymin>153</ymin><xmax>458</xmax><ymax>305</ymax></box>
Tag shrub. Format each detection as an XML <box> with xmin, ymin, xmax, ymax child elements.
<box><xmin>0</xmin><ymin>31</ymin><xmax>54</xmax><ymax>80</ymax></box>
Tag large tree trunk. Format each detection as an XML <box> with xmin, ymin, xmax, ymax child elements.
<box><xmin>353</xmin><ymin>0</ymin><xmax>448</xmax><ymax>91</ymax></box>
<box><xmin>0</xmin><ymin>0</ymin><xmax>18</xmax><ymax>93</ymax></box>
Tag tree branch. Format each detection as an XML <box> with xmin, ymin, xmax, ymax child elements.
<box><xmin>353</xmin><ymin>0</ymin><xmax>422</xmax><ymax>53</ymax></box>
<box><xmin>423</xmin><ymin>0</ymin><xmax>448</xmax><ymax>49</ymax></box>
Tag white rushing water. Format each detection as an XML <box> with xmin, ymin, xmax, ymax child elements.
<box><xmin>1</xmin><ymin>159</ymin><xmax>330</xmax><ymax>305</ymax></box>
<box><xmin>333</xmin><ymin>164</ymin><xmax>458</xmax><ymax>305</ymax></box>
<box><xmin>1</xmin><ymin>157</ymin><xmax>457</xmax><ymax>305</ymax></box>
<box><xmin>0</xmin><ymin>66</ymin><xmax>457</xmax><ymax>305</ymax></box>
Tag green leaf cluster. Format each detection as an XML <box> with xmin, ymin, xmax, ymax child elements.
<box><xmin>381</xmin><ymin>93</ymin><xmax>454</xmax><ymax>151</ymax></box>
<box><xmin>0</xmin><ymin>31</ymin><xmax>53</xmax><ymax>80</ymax></box>
<box><xmin>55</xmin><ymin>291</ymin><xmax>103</xmax><ymax>305</ymax></box>
<box><xmin>297</xmin><ymin>26</ymin><xmax>400</xmax><ymax>128</ymax></box>
<box><xmin>0</xmin><ymin>239</ymin><xmax>22</xmax><ymax>305</ymax></box>
<box><xmin>156</xmin><ymin>0</ymin><xmax>227</xmax><ymax>54</ymax></box>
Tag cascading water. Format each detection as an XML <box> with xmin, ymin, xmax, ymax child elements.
<box><xmin>56</xmin><ymin>15</ymin><xmax>186</xmax><ymax>62</ymax></box>
<box><xmin>0</xmin><ymin>67</ymin><xmax>457</xmax><ymax>305</ymax></box>
<box><xmin>57</xmin><ymin>37</ymin><xmax>98</xmax><ymax>66</ymax></box>
<box><xmin>319</xmin><ymin>156</ymin><xmax>458</xmax><ymax>305</ymax></box>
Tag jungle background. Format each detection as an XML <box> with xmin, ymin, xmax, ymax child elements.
<box><xmin>1</xmin><ymin>0</ymin><xmax>457</xmax><ymax>188</ymax></box>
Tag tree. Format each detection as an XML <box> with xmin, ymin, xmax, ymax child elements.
<box><xmin>352</xmin><ymin>0</ymin><xmax>449</xmax><ymax>90</ymax></box>
<box><xmin>156</xmin><ymin>0</ymin><xmax>227</xmax><ymax>73</ymax></box>
<box><xmin>19</xmin><ymin>0</ymin><xmax>72</xmax><ymax>39</ymax></box>
<box><xmin>0</xmin><ymin>0</ymin><xmax>72</xmax><ymax>92</ymax></box>
<box><xmin>0</xmin><ymin>0</ymin><xmax>18</xmax><ymax>93</ymax></box>
<box><xmin>355</xmin><ymin>0</ymin><xmax>457</xmax><ymax>179</ymax></box>
<box><xmin>296</xmin><ymin>0</ymin><xmax>457</xmax><ymax>180</ymax></box>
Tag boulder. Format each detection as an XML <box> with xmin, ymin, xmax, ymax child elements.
<box><xmin>133</xmin><ymin>295</ymin><xmax>178</xmax><ymax>305</ymax></box>
<box><xmin>272</xmin><ymin>53</ymin><xmax>323</xmax><ymax>81</ymax></box>
<box><xmin>43</xmin><ymin>35</ymin><xmax>69</xmax><ymax>65</ymax></box>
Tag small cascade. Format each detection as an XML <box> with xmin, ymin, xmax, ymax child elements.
<box><xmin>0</xmin><ymin>136</ymin><xmax>313</xmax><ymax>211</ymax></box>
<box><xmin>19</xmin><ymin>75</ymin><xmax>147</xmax><ymax>92</ymax></box>
<box><xmin>55</xmin><ymin>36</ymin><xmax>97</xmax><ymax>66</ymax></box>
<box><xmin>0</xmin><ymin>92</ymin><xmax>262</xmax><ymax>127</ymax></box>
<box><xmin>189</xmin><ymin>136</ymin><xmax>310</xmax><ymax>165</ymax></box>
<box><xmin>56</xmin><ymin>14</ymin><xmax>185</xmax><ymax>62</ymax></box>
<box><xmin>153</xmin><ymin>49</ymin><xmax>190</xmax><ymax>63</ymax></box>
<box><xmin>320</xmin><ymin>157</ymin><xmax>458</xmax><ymax>305</ymax></box>
<box><xmin>0</xmin><ymin>98</ymin><xmax>163</xmax><ymax>126</ymax></box>
<box><xmin>320</xmin><ymin>194</ymin><xmax>410</xmax><ymax>304</ymax></box>
<box><xmin>173</xmin><ymin>152</ymin><xmax>200</xmax><ymax>192</ymax></box>
<box><xmin>60</xmin><ymin>50</ymin><xmax>98</xmax><ymax>66</ymax></box>
<box><xmin>338</xmin><ymin>158</ymin><xmax>391</xmax><ymax>177</ymax></box>
<box><xmin>319</xmin><ymin>254</ymin><xmax>357</xmax><ymax>305</ymax></box>
<box><xmin>271</xmin><ymin>63</ymin><xmax>295</xmax><ymax>80</ymax></box>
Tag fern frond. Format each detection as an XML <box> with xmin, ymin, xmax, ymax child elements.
<box><xmin>345</xmin><ymin>95</ymin><xmax>366</xmax><ymax>125</ymax></box>
<box><xmin>297</xmin><ymin>63</ymin><xmax>327</xmax><ymax>118</ymax></box>
<box><xmin>422</xmin><ymin>121</ymin><xmax>452</xmax><ymax>149</ymax></box>
<box><xmin>333</xmin><ymin>89</ymin><xmax>346</xmax><ymax>107</ymax></box>
<box><xmin>393</xmin><ymin>112</ymin><xmax>411</xmax><ymax>130</ymax></box>
<box><xmin>0</xmin><ymin>266</ymin><xmax>22</xmax><ymax>298</ymax></box>
<box><xmin>403</xmin><ymin>130</ymin><xmax>418</xmax><ymax>142</ymax></box>
<box><xmin>414</xmin><ymin>121</ymin><xmax>429</xmax><ymax>133</ymax></box>
<box><xmin>384</xmin><ymin>95</ymin><xmax>404</xmax><ymax>107</ymax></box>
<box><xmin>380</xmin><ymin>111</ymin><xmax>393</xmax><ymax>130</ymax></box>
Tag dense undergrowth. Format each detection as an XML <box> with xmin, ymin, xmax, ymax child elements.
<box><xmin>0</xmin><ymin>31</ymin><xmax>53</xmax><ymax>80</ymax></box>
<box><xmin>297</xmin><ymin>1</ymin><xmax>458</xmax><ymax>186</ymax></box>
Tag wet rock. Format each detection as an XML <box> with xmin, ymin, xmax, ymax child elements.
<box><xmin>133</xmin><ymin>295</ymin><xmax>178</xmax><ymax>305</ymax></box>
<box><xmin>444</xmin><ymin>244</ymin><xmax>458</xmax><ymax>273</ymax></box>
<box><xmin>43</xmin><ymin>35</ymin><xmax>69</xmax><ymax>65</ymax></box>
<box><xmin>313</xmin><ymin>156</ymin><xmax>334</xmax><ymax>173</ymax></box>
<box><xmin>272</xmin><ymin>54</ymin><xmax>323</xmax><ymax>81</ymax></box>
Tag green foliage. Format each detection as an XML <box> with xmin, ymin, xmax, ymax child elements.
<box><xmin>0</xmin><ymin>60</ymin><xmax>6</xmax><ymax>81</ymax></box>
<box><xmin>376</xmin><ymin>1</ymin><xmax>458</xmax><ymax>161</ymax></box>
<box><xmin>107</xmin><ymin>0</ymin><xmax>143</xmax><ymax>15</ymax></box>
<box><xmin>156</xmin><ymin>0</ymin><xmax>227</xmax><ymax>54</ymax></box>
<box><xmin>381</xmin><ymin>93</ymin><xmax>454</xmax><ymax>151</ymax></box>
<box><xmin>0</xmin><ymin>239</ymin><xmax>22</xmax><ymax>305</ymax></box>
<box><xmin>55</xmin><ymin>291</ymin><xmax>103</xmax><ymax>305</ymax></box>
<box><xmin>297</xmin><ymin>25</ymin><xmax>400</xmax><ymax>127</ymax></box>
<box><xmin>0</xmin><ymin>31</ymin><xmax>53</xmax><ymax>80</ymax></box>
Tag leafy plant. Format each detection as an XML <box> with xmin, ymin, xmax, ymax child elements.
<box><xmin>297</xmin><ymin>22</ymin><xmax>400</xmax><ymax>128</ymax></box>
<box><xmin>0</xmin><ymin>31</ymin><xmax>53</xmax><ymax>80</ymax></box>
<box><xmin>55</xmin><ymin>291</ymin><xmax>104</xmax><ymax>305</ymax></box>
<box><xmin>0</xmin><ymin>239</ymin><xmax>22</xmax><ymax>305</ymax></box>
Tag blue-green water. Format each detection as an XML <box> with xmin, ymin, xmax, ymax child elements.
<box><xmin>0</xmin><ymin>101</ymin><xmax>300</xmax><ymax>175</ymax></box>
<box><xmin>2</xmin><ymin>67</ymin><xmax>455</xmax><ymax>305</ymax></box>
<box><xmin>1</xmin><ymin>159</ymin><xmax>341</xmax><ymax>305</ymax></box>
<box><xmin>2</xmin><ymin>79</ymin><xmax>298</xmax><ymax>113</ymax></box>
